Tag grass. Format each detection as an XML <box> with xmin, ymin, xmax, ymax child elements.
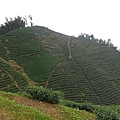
<box><xmin>1</xmin><ymin>90</ymin><xmax>119</xmax><ymax>120</ymax></box>
<box><xmin>56</xmin><ymin>105</ymin><xmax>96</xmax><ymax>120</ymax></box>
<box><xmin>0</xmin><ymin>90</ymin><xmax>96</xmax><ymax>120</ymax></box>
<box><xmin>60</xmin><ymin>99</ymin><xmax>120</xmax><ymax>120</ymax></box>
<box><xmin>0</xmin><ymin>92</ymin><xmax>53</xmax><ymax>120</ymax></box>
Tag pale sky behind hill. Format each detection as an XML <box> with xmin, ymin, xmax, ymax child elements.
<box><xmin>1</xmin><ymin>0</ymin><xmax>120</xmax><ymax>48</ymax></box>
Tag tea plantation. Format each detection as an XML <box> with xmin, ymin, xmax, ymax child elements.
<box><xmin>0</xmin><ymin>26</ymin><xmax>120</xmax><ymax>106</ymax></box>
<box><xmin>0</xmin><ymin>58</ymin><xmax>28</xmax><ymax>92</ymax></box>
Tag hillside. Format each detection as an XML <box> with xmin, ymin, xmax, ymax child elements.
<box><xmin>0</xmin><ymin>26</ymin><xmax>120</xmax><ymax>105</ymax></box>
<box><xmin>0</xmin><ymin>57</ymin><xmax>28</xmax><ymax>92</ymax></box>
<box><xmin>0</xmin><ymin>91</ymin><xmax>96</xmax><ymax>120</ymax></box>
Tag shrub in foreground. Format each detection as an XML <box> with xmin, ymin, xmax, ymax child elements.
<box><xmin>60</xmin><ymin>100</ymin><xmax>120</xmax><ymax>120</ymax></box>
<box><xmin>60</xmin><ymin>100</ymin><xmax>95</xmax><ymax>112</ymax></box>
<box><xmin>94</xmin><ymin>106</ymin><xmax>120</xmax><ymax>120</ymax></box>
<box><xmin>25</xmin><ymin>86</ymin><xmax>64</xmax><ymax>104</ymax></box>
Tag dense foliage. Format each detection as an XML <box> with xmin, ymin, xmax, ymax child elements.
<box><xmin>0</xmin><ymin>16</ymin><xmax>25</xmax><ymax>35</ymax></box>
<box><xmin>60</xmin><ymin>100</ymin><xmax>120</xmax><ymax>120</ymax></box>
<box><xmin>25</xmin><ymin>86</ymin><xmax>64</xmax><ymax>104</ymax></box>
<box><xmin>94</xmin><ymin>106</ymin><xmax>120</xmax><ymax>120</ymax></box>
<box><xmin>78</xmin><ymin>33</ymin><xmax>117</xmax><ymax>50</ymax></box>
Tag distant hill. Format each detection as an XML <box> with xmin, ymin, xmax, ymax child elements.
<box><xmin>0</xmin><ymin>26</ymin><xmax>120</xmax><ymax>105</ymax></box>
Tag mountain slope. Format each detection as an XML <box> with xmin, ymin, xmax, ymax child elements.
<box><xmin>0</xmin><ymin>26</ymin><xmax>120</xmax><ymax>105</ymax></box>
<box><xmin>29</xmin><ymin>26</ymin><xmax>120</xmax><ymax>105</ymax></box>
<box><xmin>0</xmin><ymin>57</ymin><xmax>28</xmax><ymax>92</ymax></box>
<box><xmin>0</xmin><ymin>28</ymin><xmax>57</xmax><ymax>86</ymax></box>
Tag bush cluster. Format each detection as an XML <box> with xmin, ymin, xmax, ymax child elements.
<box><xmin>60</xmin><ymin>100</ymin><xmax>95</xmax><ymax>112</ymax></box>
<box><xmin>25</xmin><ymin>86</ymin><xmax>64</xmax><ymax>104</ymax></box>
<box><xmin>60</xmin><ymin>100</ymin><xmax>120</xmax><ymax>120</ymax></box>
<box><xmin>94</xmin><ymin>106</ymin><xmax>120</xmax><ymax>120</ymax></box>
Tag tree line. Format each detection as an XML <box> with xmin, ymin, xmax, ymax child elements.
<box><xmin>78</xmin><ymin>33</ymin><xmax>117</xmax><ymax>50</ymax></box>
<box><xmin>0</xmin><ymin>15</ymin><xmax>33</xmax><ymax>35</ymax></box>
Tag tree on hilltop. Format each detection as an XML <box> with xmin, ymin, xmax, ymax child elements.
<box><xmin>0</xmin><ymin>16</ymin><xmax>26</xmax><ymax>35</ymax></box>
<box><xmin>28</xmin><ymin>15</ymin><xmax>33</xmax><ymax>26</ymax></box>
<box><xmin>90</xmin><ymin>34</ymin><xmax>94</xmax><ymax>40</ymax></box>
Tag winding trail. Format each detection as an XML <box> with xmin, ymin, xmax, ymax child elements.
<box><xmin>45</xmin><ymin>62</ymin><xmax>61</xmax><ymax>88</ymax></box>
<box><xmin>42</xmin><ymin>35</ymin><xmax>104</xmax><ymax>104</ymax></box>
<box><xmin>68</xmin><ymin>36</ymin><xmax>72</xmax><ymax>59</ymax></box>
<box><xmin>45</xmin><ymin>36</ymin><xmax>72</xmax><ymax>88</ymax></box>
<box><xmin>67</xmin><ymin>36</ymin><xmax>104</xmax><ymax>104</ymax></box>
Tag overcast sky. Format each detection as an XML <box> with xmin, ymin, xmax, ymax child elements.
<box><xmin>0</xmin><ymin>0</ymin><xmax>120</xmax><ymax>47</ymax></box>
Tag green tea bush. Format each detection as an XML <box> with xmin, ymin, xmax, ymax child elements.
<box><xmin>60</xmin><ymin>100</ymin><xmax>95</xmax><ymax>112</ymax></box>
<box><xmin>25</xmin><ymin>86</ymin><xmax>64</xmax><ymax>104</ymax></box>
<box><xmin>60</xmin><ymin>100</ymin><xmax>120</xmax><ymax>120</ymax></box>
<box><xmin>94</xmin><ymin>106</ymin><xmax>120</xmax><ymax>120</ymax></box>
<box><xmin>60</xmin><ymin>99</ymin><xmax>80</xmax><ymax>108</ymax></box>
<box><xmin>78</xmin><ymin>102</ymin><xmax>95</xmax><ymax>112</ymax></box>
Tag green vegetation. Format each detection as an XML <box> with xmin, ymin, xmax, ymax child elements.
<box><xmin>56</xmin><ymin>105</ymin><xmax>96</xmax><ymax>120</ymax></box>
<box><xmin>0</xmin><ymin>16</ymin><xmax>25</xmax><ymax>35</ymax></box>
<box><xmin>94</xmin><ymin>105</ymin><xmax>120</xmax><ymax>120</ymax></box>
<box><xmin>0</xmin><ymin>89</ymin><xmax>119</xmax><ymax>120</ymax></box>
<box><xmin>24</xmin><ymin>86</ymin><xmax>120</xmax><ymax>120</ymax></box>
<box><xmin>0</xmin><ymin>23</ymin><xmax>120</xmax><ymax>106</ymax></box>
<box><xmin>0</xmin><ymin>25</ymin><xmax>120</xmax><ymax>105</ymax></box>
<box><xmin>0</xmin><ymin>91</ymin><xmax>53</xmax><ymax>120</ymax></box>
<box><xmin>78</xmin><ymin>33</ymin><xmax>117</xmax><ymax>49</ymax></box>
<box><xmin>25</xmin><ymin>85</ymin><xmax>64</xmax><ymax>104</ymax></box>
<box><xmin>68</xmin><ymin>37</ymin><xmax>120</xmax><ymax>105</ymax></box>
<box><xmin>1</xmin><ymin>17</ymin><xmax>120</xmax><ymax>119</ymax></box>
<box><xmin>0</xmin><ymin>27</ymin><xmax>57</xmax><ymax>86</ymax></box>
<box><xmin>0</xmin><ymin>58</ymin><xmax>28</xmax><ymax>92</ymax></box>
<box><xmin>0</xmin><ymin>90</ymin><xmax>96</xmax><ymax>120</ymax></box>
<box><xmin>60</xmin><ymin>100</ymin><xmax>120</xmax><ymax>120</ymax></box>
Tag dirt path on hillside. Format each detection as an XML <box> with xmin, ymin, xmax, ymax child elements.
<box><xmin>68</xmin><ymin>36</ymin><xmax>72</xmax><ymax>59</ymax></box>
<box><xmin>45</xmin><ymin>62</ymin><xmax>61</xmax><ymax>88</ymax></box>
<box><xmin>67</xmin><ymin>36</ymin><xmax>104</xmax><ymax>104</ymax></box>
<box><xmin>45</xmin><ymin>36</ymin><xmax>74</xmax><ymax>88</ymax></box>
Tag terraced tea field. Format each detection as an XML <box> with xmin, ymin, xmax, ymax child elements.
<box><xmin>0</xmin><ymin>58</ymin><xmax>28</xmax><ymax>92</ymax></box>
<box><xmin>0</xmin><ymin>26</ymin><xmax>120</xmax><ymax>105</ymax></box>
<box><xmin>30</xmin><ymin>27</ymin><xmax>120</xmax><ymax>105</ymax></box>
<box><xmin>0</xmin><ymin>28</ymin><xmax>57</xmax><ymax>87</ymax></box>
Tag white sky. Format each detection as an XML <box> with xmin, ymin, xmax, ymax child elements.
<box><xmin>0</xmin><ymin>0</ymin><xmax>120</xmax><ymax>47</ymax></box>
